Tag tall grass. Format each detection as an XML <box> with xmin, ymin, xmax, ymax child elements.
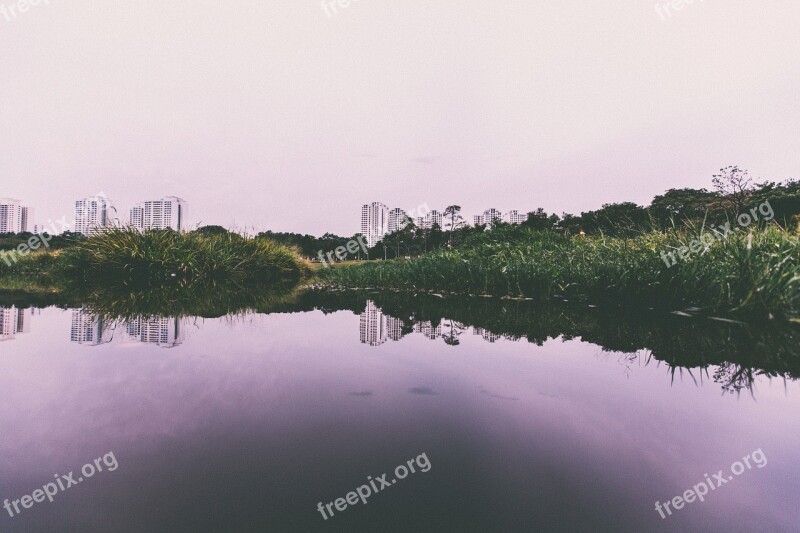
<box><xmin>319</xmin><ymin>227</ymin><xmax>800</xmax><ymax>319</ymax></box>
<box><xmin>57</xmin><ymin>228</ymin><xmax>310</xmax><ymax>288</ymax></box>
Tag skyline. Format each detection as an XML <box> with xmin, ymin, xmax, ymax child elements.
<box><xmin>1</xmin><ymin>1</ymin><xmax>799</xmax><ymax>236</ymax></box>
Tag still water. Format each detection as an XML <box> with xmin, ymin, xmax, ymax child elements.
<box><xmin>1</xmin><ymin>291</ymin><xmax>799</xmax><ymax>532</ymax></box>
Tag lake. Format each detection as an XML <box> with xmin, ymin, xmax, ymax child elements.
<box><xmin>1</xmin><ymin>291</ymin><xmax>799</xmax><ymax>532</ymax></box>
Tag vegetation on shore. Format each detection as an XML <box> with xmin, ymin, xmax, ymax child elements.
<box><xmin>0</xmin><ymin>228</ymin><xmax>310</xmax><ymax>290</ymax></box>
<box><xmin>319</xmin><ymin>225</ymin><xmax>800</xmax><ymax>320</ymax></box>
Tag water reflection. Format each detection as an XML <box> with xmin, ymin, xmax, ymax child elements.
<box><xmin>2</xmin><ymin>287</ymin><xmax>798</xmax><ymax>396</ymax></box>
<box><xmin>0</xmin><ymin>306</ymin><xmax>31</xmax><ymax>341</ymax></box>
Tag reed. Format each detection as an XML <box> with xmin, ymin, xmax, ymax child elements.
<box><xmin>56</xmin><ymin>228</ymin><xmax>310</xmax><ymax>288</ymax></box>
<box><xmin>319</xmin><ymin>227</ymin><xmax>800</xmax><ymax>319</ymax></box>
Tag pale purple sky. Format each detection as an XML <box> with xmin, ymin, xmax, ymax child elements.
<box><xmin>1</xmin><ymin>1</ymin><xmax>799</xmax><ymax>236</ymax></box>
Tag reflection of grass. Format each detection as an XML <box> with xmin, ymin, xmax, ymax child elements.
<box><xmin>73</xmin><ymin>283</ymin><xmax>304</xmax><ymax>320</ymax></box>
<box><xmin>319</xmin><ymin>228</ymin><xmax>800</xmax><ymax>319</ymax></box>
<box><xmin>58</xmin><ymin>229</ymin><xmax>310</xmax><ymax>288</ymax></box>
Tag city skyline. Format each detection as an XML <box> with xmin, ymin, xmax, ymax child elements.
<box><xmin>2</xmin><ymin>2</ymin><xmax>797</xmax><ymax>237</ymax></box>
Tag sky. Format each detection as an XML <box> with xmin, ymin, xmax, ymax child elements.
<box><xmin>1</xmin><ymin>0</ymin><xmax>799</xmax><ymax>236</ymax></box>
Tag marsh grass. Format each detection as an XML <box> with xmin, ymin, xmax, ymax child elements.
<box><xmin>319</xmin><ymin>227</ymin><xmax>800</xmax><ymax>319</ymax></box>
<box><xmin>56</xmin><ymin>228</ymin><xmax>310</xmax><ymax>288</ymax></box>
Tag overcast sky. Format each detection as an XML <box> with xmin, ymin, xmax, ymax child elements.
<box><xmin>1</xmin><ymin>1</ymin><xmax>799</xmax><ymax>235</ymax></box>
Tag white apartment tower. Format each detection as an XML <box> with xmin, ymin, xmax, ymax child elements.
<box><xmin>473</xmin><ymin>208</ymin><xmax>502</xmax><ymax>227</ymax></box>
<box><xmin>361</xmin><ymin>202</ymin><xmax>389</xmax><ymax>247</ymax></box>
<box><xmin>415</xmin><ymin>210</ymin><xmax>443</xmax><ymax>230</ymax></box>
<box><xmin>75</xmin><ymin>195</ymin><xmax>113</xmax><ymax>236</ymax></box>
<box><xmin>0</xmin><ymin>199</ymin><xmax>32</xmax><ymax>234</ymax></box>
<box><xmin>130</xmin><ymin>196</ymin><xmax>187</xmax><ymax>231</ymax></box>
<box><xmin>388</xmin><ymin>208</ymin><xmax>410</xmax><ymax>234</ymax></box>
<box><xmin>503</xmin><ymin>210</ymin><xmax>528</xmax><ymax>225</ymax></box>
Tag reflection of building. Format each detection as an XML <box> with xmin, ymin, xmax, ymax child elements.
<box><xmin>359</xmin><ymin>300</ymin><xmax>387</xmax><ymax>346</ymax></box>
<box><xmin>474</xmin><ymin>327</ymin><xmax>501</xmax><ymax>343</ymax></box>
<box><xmin>130</xmin><ymin>196</ymin><xmax>187</xmax><ymax>231</ymax></box>
<box><xmin>125</xmin><ymin>317</ymin><xmax>186</xmax><ymax>348</ymax></box>
<box><xmin>415</xmin><ymin>321</ymin><xmax>442</xmax><ymax>340</ymax></box>
<box><xmin>361</xmin><ymin>202</ymin><xmax>389</xmax><ymax>247</ymax></box>
<box><xmin>0</xmin><ymin>199</ymin><xmax>32</xmax><ymax>233</ymax></box>
<box><xmin>70</xmin><ymin>309</ymin><xmax>114</xmax><ymax>345</ymax></box>
<box><xmin>0</xmin><ymin>307</ymin><xmax>30</xmax><ymax>341</ymax></box>
<box><xmin>387</xmin><ymin>316</ymin><xmax>404</xmax><ymax>341</ymax></box>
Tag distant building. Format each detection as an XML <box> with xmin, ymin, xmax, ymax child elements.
<box><xmin>503</xmin><ymin>210</ymin><xmax>527</xmax><ymax>225</ymax></box>
<box><xmin>0</xmin><ymin>199</ymin><xmax>32</xmax><ymax>234</ymax></box>
<box><xmin>473</xmin><ymin>208</ymin><xmax>502</xmax><ymax>227</ymax></box>
<box><xmin>74</xmin><ymin>195</ymin><xmax>114</xmax><ymax>236</ymax></box>
<box><xmin>415</xmin><ymin>210</ymin><xmax>443</xmax><ymax>230</ymax></box>
<box><xmin>130</xmin><ymin>196</ymin><xmax>187</xmax><ymax>231</ymax></box>
<box><xmin>388</xmin><ymin>208</ymin><xmax>410</xmax><ymax>234</ymax></box>
<box><xmin>361</xmin><ymin>202</ymin><xmax>389</xmax><ymax>247</ymax></box>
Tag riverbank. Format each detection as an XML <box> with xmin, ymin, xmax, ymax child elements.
<box><xmin>318</xmin><ymin>227</ymin><xmax>799</xmax><ymax>320</ymax></box>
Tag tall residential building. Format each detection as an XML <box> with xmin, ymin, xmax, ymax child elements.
<box><xmin>473</xmin><ymin>208</ymin><xmax>502</xmax><ymax>227</ymax></box>
<box><xmin>503</xmin><ymin>210</ymin><xmax>528</xmax><ymax>225</ymax></box>
<box><xmin>130</xmin><ymin>196</ymin><xmax>187</xmax><ymax>231</ymax></box>
<box><xmin>415</xmin><ymin>210</ymin><xmax>443</xmax><ymax>230</ymax></box>
<box><xmin>74</xmin><ymin>195</ymin><xmax>114</xmax><ymax>236</ymax></box>
<box><xmin>0</xmin><ymin>199</ymin><xmax>32</xmax><ymax>234</ymax></box>
<box><xmin>388</xmin><ymin>208</ymin><xmax>410</xmax><ymax>234</ymax></box>
<box><xmin>361</xmin><ymin>202</ymin><xmax>389</xmax><ymax>247</ymax></box>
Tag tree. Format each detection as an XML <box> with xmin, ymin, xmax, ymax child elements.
<box><xmin>712</xmin><ymin>166</ymin><xmax>755</xmax><ymax>216</ymax></box>
<box><xmin>648</xmin><ymin>188</ymin><xmax>718</xmax><ymax>227</ymax></box>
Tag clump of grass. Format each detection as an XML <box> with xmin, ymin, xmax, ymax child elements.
<box><xmin>319</xmin><ymin>227</ymin><xmax>799</xmax><ymax>319</ymax></box>
<box><xmin>58</xmin><ymin>228</ymin><xmax>310</xmax><ymax>288</ymax></box>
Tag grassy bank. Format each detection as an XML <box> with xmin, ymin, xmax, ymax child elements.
<box><xmin>318</xmin><ymin>227</ymin><xmax>800</xmax><ymax>319</ymax></box>
<box><xmin>0</xmin><ymin>229</ymin><xmax>310</xmax><ymax>290</ymax></box>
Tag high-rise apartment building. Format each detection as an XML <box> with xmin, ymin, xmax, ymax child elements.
<box><xmin>415</xmin><ymin>210</ymin><xmax>443</xmax><ymax>230</ymax></box>
<box><xmin>388</xmin><ymin>208</ymin><xmax>410</xmax><ymax>234</ymax></box>
<box><xmin>130</xmin><ymin>196</ymin><xmax>187</xmax><ymax>231</ymax></box>
<box><xmin>0</xmin><ymin>199</ymin><xmax>32</xmax><ymax>234</ymax></box>
<box><xmin>473</xmin><ymin>208</ymin><xmax>502</xmax><ymax>227</ymax></box>
<box><xmin>503</xmin><ymin>210</ymin><xmax>528</xmax><ymax>225</ymax></box>
<box><xmin>361</xmin><ymin>202</ymin><xmax>389</xmax><ymax>247</ymax></box>
<box><xmin>75</xmin><ymin>195</ymin><xmax>114</xmax><ymax>236</ymax></box>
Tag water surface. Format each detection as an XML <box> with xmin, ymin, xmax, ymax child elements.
<box><xmin>1</xmin><ymin>292</ymin><xmax>798</xmax><ymax>532</ymax></box>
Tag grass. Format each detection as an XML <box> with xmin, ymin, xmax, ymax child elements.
<box><xmin>0</xmin><ymin>229</ymin><xmax>311</xmax><ymax>290</ymax></box>
<box><xmin>318</xmin><ymin>226</ymin><xmax>800</xmax><ymax>320</ymax></box>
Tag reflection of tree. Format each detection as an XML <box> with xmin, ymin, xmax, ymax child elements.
<box><xmin>442</xmin><ymin>320</ymin><xmax>465</xmax><ymax>346</ymax></box>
